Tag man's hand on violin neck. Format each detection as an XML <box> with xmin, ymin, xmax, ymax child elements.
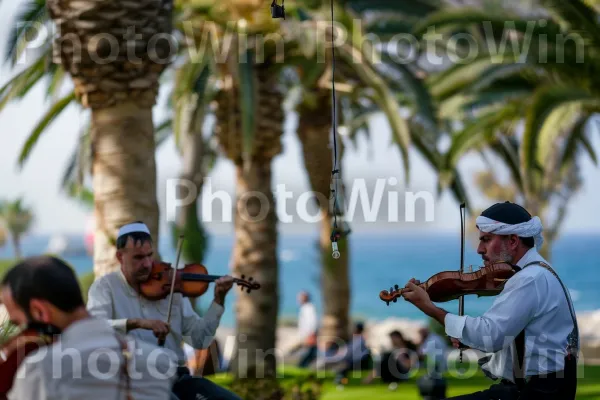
<box><xmin>213</xmin><ymin>276</ymin><xmax>234</xmax><ymax>306</ymax></box>
<box><xmin>128</xmin><ymin>318</ymin><xmax>170</xmax><ymax>339</ymax></box>
<box><xmin>401</xmin><ymin>278</ymin><xmax>448</xmax><ymax>326</ymax></box>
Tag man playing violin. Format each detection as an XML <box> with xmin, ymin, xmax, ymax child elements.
<box><xmin>401</xmin><ymin>202</ymin><xmax>578</xmax><ymax>400</ymax></box>
<box><xmin>1</xmin><ymin>255</ymin><xmax>177</xmax><ymax>399</ymax></box>
<box><xmin>87</xmin><ymin>221</ymin><xmax>242</xmax><ymax>400</ymax></box>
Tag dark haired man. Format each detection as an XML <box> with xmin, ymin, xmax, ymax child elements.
<box><xmin>87</xmin><ymin>221</ymin><xmax>241</xmax><ymax>400</ymax></box>
<box><xmin>1</xmin><ymin>255</ymin><xmax>176</xmax><ymax>399</ymax></box>
<box><xmin>401</xmin><ymin>202</ymin><xmax>579</xmax><ymax>400</ymax></box>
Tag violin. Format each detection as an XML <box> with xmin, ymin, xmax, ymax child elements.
<box><xmin>0</xmin><ymin>323</ymin><xmax>58</xmax><ymax>397</ymax></box>
<box><xmin>379</xmin><ymin>261</ymin><xmax>517</xmax><ymax>305</ymax></box>
<box><xmin>138</xmin><ymin>261</ymin><xmax>261</xmax><ymax>301</ymax></box>
<box><xmin>146</xmin><ymin>235</ymin><xmax>261</xmax><ymax>347</ymax></box>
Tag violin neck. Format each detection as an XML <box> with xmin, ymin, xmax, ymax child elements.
<box><xmin>180</xmin><ymin>273</ymin><xmax>223</xmax><ymax>283</ymax></box>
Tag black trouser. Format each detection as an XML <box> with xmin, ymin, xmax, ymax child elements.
<box><xmin>447</xmin><ymin>375</ymin><xmax>564</xmax><ymax>400</ymax></box>
<box><xmin>171</xmin><ymin>367</ymin><xmax>242</xmax><ymax>400</ymax></box>
<box><xmin>297</xmin><ymin>345</ymin><xmax>318</xmax><ymax>368</ymax></box>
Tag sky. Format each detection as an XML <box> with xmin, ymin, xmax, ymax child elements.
<box><xmin>0</xmin><ymin>0</ymin><xmax>599</xmax><ymax>237</ymax></box>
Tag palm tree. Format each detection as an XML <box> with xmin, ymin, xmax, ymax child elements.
<box><xmin>287</xmin><ymin>0</ymin><xmax>471</xmax><ymax>344</ymax></box>
<box><xmin>173</xmin><ymin>1</ymin><xmax>286</xmax><ymax>376</ymax></box>
<box><xmin>43</xmin><ymin>0</ymin><xmax>175</xmax><ymax>277</ymax></box>
<box><xmin>0</xmin><ymin>0</ymin><xmax>174</xmax><ymax>276</ymax></box>
<box><xmin>411</xmin><ymin>0</ymin><xmax>599</xmax><ymax>257</ymax></box>
<box><xmin>0</xmin><ymin>198</ymin><xmax>35</xmax><ymax>260</ymax></box>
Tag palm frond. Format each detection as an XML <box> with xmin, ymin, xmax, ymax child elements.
<box><xmin>172</xmin><ymin>58</ymin><xmax>211</xmax><ymax>150</ymax></box>
<box><xmin>409</xmin><ymin>120</ymin><xmax>472</xmax><ymax>212</ymax></box>
<box><xmin>488</xmin><ymin>133</ymin><xmax>524</xmax><ymax>192</ymax></box>
<box><xmin>0</xmin><ymin>51</ymin><xmax>48</xmax><ymax>112</ymax></box>
<box><xmin>343</xmin><ymin>0</ymin><xmax>442</xmax><ymax>17</ymax></box>
<box><xmin>560</xmin><ymin>116</ymin><xmax>597</xmax><ymax>169</ymax></box>
<box><xmin>427</xmin><ymin>54</ymin><xmax>521</xmax><ymax>101</ymax></box>
<box><xmin>539</xmin><ymin>0</ymin><xmax>600</xmax><ymax>48</ymax></box>
<box><xmin>379</xmin><ymin>52</ymin><xmax>438</xmax><ymax>132</ymax></box>
<box><xmin>18</xmin><ymin>91</ymin><xmax>76</xmax><ymax>168</ymax></box>
<box><xmin>521</xmin><ymin>85</ymin><xmax>600</xmax><ymax>192</ymax></box>
<box><xmin>444</xmin><ymin>101</ymin><xmax>523</xmax><ymax>170</ymax></box>
<box><xmin>5</xmin><ymin>0</ymin><xmax>49</xmax><ymax>65</ymax></box>
<box><xmin>413</xmin><ymin>8</ymin><xmax>562</xmax><ymax>39</ymax></box>
<box><xmin>61</xmin><ymin>123</ymin><xmax>91</xmax><ymax>191</ymax></box>
<box><xmin>155</xmin><ymin>118</ymin><xmax>173</xmax><ymax>147</ymax></box>
<box><xmin>337</xmin><ymin>43</ymin><xmax>411</xmax><ymax>183</ymax></box>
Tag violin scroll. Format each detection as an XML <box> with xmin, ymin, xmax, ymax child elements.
<box><xmin>238</xmin><ymin>275</ymin><xmax>261</xmax><ymax>293</ymax></box>
<box><xmin>379</xmin><ymin>284</ymin><xmax>402</xmax><ymax>306</ymax></box>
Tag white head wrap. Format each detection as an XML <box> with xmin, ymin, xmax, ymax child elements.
<box><xmin>117</xmin><ymin>222</ymin><xmax>151</xmax><ymax>239</ymax></box>
<box><xmin>475</xmin><ymin>215</ymin><xmax>544</xmax><ymax>250</ymax></box>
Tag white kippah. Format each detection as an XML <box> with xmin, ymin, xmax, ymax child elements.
<box><xmin>475</xmin><ymin>215</ymin><xmax>544</xmax><ymax>250</ymax></box>
<box><xmin>117</xmin><ymin>222</ymin><xmax>151</xmax><ymax>238</ymax></box>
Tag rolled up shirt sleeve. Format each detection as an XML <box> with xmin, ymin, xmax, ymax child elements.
<box><xmin>443</xmin><ymin>273</ymin><xmax>538</xmax><ymax>353</ymax></box>
<box><xmin>181</xmin><ymin>299</ymin><xmax>224</xmax><ymax>349</ymax></box>
<box><xmin>86</xmin><ymin>278</ymin><xmax>128</xmax><ymax>334</ymax></box>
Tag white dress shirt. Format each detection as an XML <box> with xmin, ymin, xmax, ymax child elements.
<box><xmin>297</xmin><ymin>302</ymin><xmax>318</xmax><ymax>341</ymax></box>
<box><xmin>445</xmin><ymin>248</ymin><xmax>576</xmax><ymax>382</ymax></box>
<box><xmin>87</xmin><ymin>269</ymin><xmax>224</xmax><ymax>366</ymax></box>
<box><xmin>8</xmin><ymin>317</ymin><xmax>176</xmax><ymax>400</ymax></box>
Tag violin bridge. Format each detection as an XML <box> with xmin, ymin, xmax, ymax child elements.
<box><xmin>493</xmin><ymin>278</ymin><xmax>507</xmax><ymax>283</ymax></box>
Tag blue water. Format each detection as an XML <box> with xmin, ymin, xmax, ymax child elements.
<box><xmin>2</xmin><ymin>232</ymin><xmax>599</xmax><ymax>328</ymax></box>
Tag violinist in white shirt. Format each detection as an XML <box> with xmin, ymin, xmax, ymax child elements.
<box><xmin>86</xmin><ymin>221</ymin><xmax>241</xmax><ymax>400</ymax></box>
<box><xmin>401</xmin><ymin>202</ymin><xmax>579</xmax><ymax>400</ymax></box>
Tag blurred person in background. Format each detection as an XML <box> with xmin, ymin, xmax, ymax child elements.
<box><xmin>318</xmin><ymin>322</ymin><xmax>372</xmax><ymax>385</ymax></box>
<box><xmin>362</xmin><ymin>330</ymin><xmax>417</xmax><ymax>390</ymax></box>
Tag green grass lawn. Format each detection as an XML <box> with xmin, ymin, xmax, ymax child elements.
<box><xmin>0</xmin><ymin>259</ymin><xmax>14</xmax><ymax>277</ymax></box>
<box><xmin>208</xmin><ymin>364</ymin><xmax>600</xmax><ymax>399</ymax></box>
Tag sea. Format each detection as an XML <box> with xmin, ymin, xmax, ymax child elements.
<box><xmin>1</xmin><ymin>231</ymin><xmax>599</xmax><ymax>329</ymax></box>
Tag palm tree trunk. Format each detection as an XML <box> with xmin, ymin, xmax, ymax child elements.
<box><xmin>12</xmin><ymin>235</ymin><xmax>22</xmax><ymax>260</ymax></box>
<box><xmin>214</xmin><ymin>59</ymin><xmax>283</xmax><ymax>377</ymax></box>
<box><xmin>228</xmin><ymin>163</ymin><xmax>279</xmax><ymax>378</ymax></box>
<box><xmin>297</xmin><ymin>89</ymin><xmax>350</xmax><ymax>344</ymax></box>
<box><xmin>91</xmin><ymin>102</ymin><xmax>160</xmax><ymax>277</ymax></box>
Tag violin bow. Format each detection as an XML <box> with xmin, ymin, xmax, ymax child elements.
<box><xmin>458</xmin><ymin>202</ymin><xmax>466</xmax><ymax>363</ymax></box>
<box><xmin>158</xmin><ymin>234</ymin><xmax>185</xmax><ymax>347</ymax></box>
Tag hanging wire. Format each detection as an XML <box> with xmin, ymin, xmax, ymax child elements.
<box><xmin>329</xmin><ymin>0</ymin><xmax>342</xmax><ymax>258</ymax></box>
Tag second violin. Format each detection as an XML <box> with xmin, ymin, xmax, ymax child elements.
<box><xmin>379</xmin><ymin>261</ymin><xmax>517</xmax><ymax>305</ymax></box>
<box><xmin>138</xmin><ymin>261</ymin><xmax>261</xmax><ymax>301</ymax></box>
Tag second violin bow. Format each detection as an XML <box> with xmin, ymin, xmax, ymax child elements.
<box><xmin>158</xmin><ymin>234</ymin><xmax>184</xmax><ymax>347</ymax></box>
<box><xmin>458</xmin><ymin>202</ymin><xmax>466</xmax><ymax>363</ymax></box>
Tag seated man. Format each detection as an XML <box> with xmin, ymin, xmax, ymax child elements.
<box><xmin>1</xmin><ymin>255</ymin><xmax>176</xmax><ymax>399</ymax></box>
<box><xmin>87</xmin><ymin>221</ymin><xmax>241</xmax><ymax>400</ymax></box>
<box><xmin>363</xmin><ymin>330</ymin><xmax>416</xmax><ymax>388</ymax></box>
<box><xmin>402</xmin><ymin>202</ymin><xmax>579</xmax><ymax>400</ymax></box>
<box><xmin>319</xmin><ymin>322</ymin><xmax>371</xmax><ymax>384</ymax></box>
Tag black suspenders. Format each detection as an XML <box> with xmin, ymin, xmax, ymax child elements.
<box><xmin>511</xmin><ymin>261</ymin><xmax>579</xmax><ymax>390</ymax></box>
